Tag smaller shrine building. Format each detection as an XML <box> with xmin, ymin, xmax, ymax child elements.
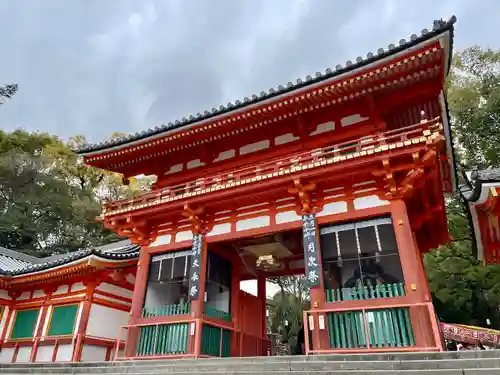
<box><xmin>0</xmin><ymin>241</ymin><xmax>138</xmax><ymax>363</ymax></box>
<box><xmin>461</xmin><ymin>168</ymin><xmax>500</xmax><ymax>264</ymax></box>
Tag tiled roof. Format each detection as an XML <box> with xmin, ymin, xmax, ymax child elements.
<box><xmin>460</xmin><ymin>168</ymin><xmax>500</xmax><ymax>202</ymax></box>
<box><xmin>76</xmin><ymin>16</ymin><xmax>457</xmax><ymax>155</ymax></box>
<box><xmin>0</xmin><ymin>248</ymin><xmax>34</xmax><ymax>272</ymax></box>
<box><xmin>0</xmin><ymin>240</ymin><xmax>139</xmax><ymax>276</ymax></box>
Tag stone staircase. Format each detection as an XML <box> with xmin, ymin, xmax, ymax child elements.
<box><xmin>2</xmin><ymin>350</ymin><xmax>500</xmax><ymax>374</ymax></box>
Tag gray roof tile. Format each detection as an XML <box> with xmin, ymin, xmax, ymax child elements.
<box><xmin>0</xmin><ymin>240</ymin><xmax>139</xmax><ymax>276</ymax></box>
<box><xmin>461</xmin><ymin>168</ymin><xmax>500</xmax><ymax>202</ymax></box>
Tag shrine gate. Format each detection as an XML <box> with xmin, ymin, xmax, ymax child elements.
<box><xmin>77</xmin><ymin>16</ymin><xmax>458</xmax><ymax>359</ymax></box>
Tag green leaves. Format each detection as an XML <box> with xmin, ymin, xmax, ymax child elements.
<box><xmin>448</xmin><ymin>46</ymin><xmax>500</xmax><ymax>168</ymax></box>
<box><xmin>0</xmin><ymin>84</ymin><xmax>18</xmax><ymax>105</ymax></box>
<box><xmin>0</xmin><ymin>130</ymin><xmax>134</xmax><ymax>256</ymax></box>
<box><xmin>423</xmin><ymin>46</ymin><xmax>500</xmax><ymax>328</ymax></box>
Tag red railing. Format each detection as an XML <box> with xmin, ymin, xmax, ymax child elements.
<box><xmin>104</xmin><ymin>118</ymin><xmax>442</xmax><ymax>214</ymax></box>
<box><xmin>303</xmin><ymin>301</ymin><xmax>443</xmax><ymax>355</ymax></box>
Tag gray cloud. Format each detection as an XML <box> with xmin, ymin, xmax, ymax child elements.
<box><xmin>0</xmin><ymin>0</ymin><xmax>499</xmax><ymax>143</ymax></box>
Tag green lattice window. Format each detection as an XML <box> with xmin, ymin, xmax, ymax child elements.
<box><xmin>48</xmin><ymin>304</ymin><xmax>78</xmax><ymax>336</ymax></box>
<box><xmin>11</xmin><ymin>309</ymin><xmax>40</xmax><ymax>339</ymax></box>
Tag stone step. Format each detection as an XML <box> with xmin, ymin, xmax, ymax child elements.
<box><xmin>2</xmin><ymin>370</ymin><xmax>500</xmax><ymax>375</ymax></box>
<box><xmin>3</xmin><ymin>350</ymin><xmax>500</xmax><ymax>370</ymax></box>
<box><xmin>1</xmin><ymin>359</ymin><xmax>500</xmax><ymax>374</ymax></box>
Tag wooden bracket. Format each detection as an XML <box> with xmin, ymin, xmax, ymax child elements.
<box><xmin>182</xmin><ymin>203</ymin><xmax>209</xmax><ymax>234</ymax></box>
<box><xmin>104</xmin><ymin>217</ymin><xmax>153</xmax><ymax>246</ymax></box>
<box><xmin>287</xmin><ymin>178</ymin><xmax>316</xmax><ymax>214</ymax></box>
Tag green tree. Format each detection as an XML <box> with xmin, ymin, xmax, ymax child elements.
<box><xmin>268</xmin><ymin>289</ymin><xmax>309</xmax><ymax>353</ymax></box>
<box><xmin>423</xmin><ymin>46</ymin><xmax>500</xmax><ymax>328</ymax></box>
<box><xmin>267</xmin><ymin>276</ymin><xmax>310</xmax><ymax>352</ymax></box>
<box><xmin>0</xmin><ymin>84</ymin><xmax>18</xmax><ymax>105</ymax></box>
<box><xmin>0</xmin><ymin>130</ymin><xmax>143</xmax><ymax>256</ymax></box>
<box><xmin>447</xmin><ymin>46</ymin><xmax>500</xmax><ymax>169</ymax></box>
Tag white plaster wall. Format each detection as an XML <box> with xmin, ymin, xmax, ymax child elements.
<box><xmin>55</xmin><ymin>344</ymin><xmax>73</xmax><ymax>362</ymax></box>
<box><xmin>310</xmin><ymin>121</ymin><xmax>335</xmax><ymax>135</ymax></box>
<box><xmin>36</xmin><ymin>345</ymin><xmax>54</xmax><ymax>362</ymax></box>
<box><xmin>213</xmin><ymin>149</ymin><xmax>235</xmax><ymax>162</ymax></box>
<box><xmin>71</xmin><ymin>282</ymin><xmax>86</xmax><ymax>291</ymax></box>
<box><xmin>125</xmin><ymin>274</ymin><xmax>136</xmax><ymax>284</ymax></box>
<box><xmin>97</xmin><ymin>283</ymin><xmax>133</xmax><ymax>299</ymax></box>
<box><xmin>166</xmin><ymin>164</ymin><xmax>183</xmax><ymax>174</ymax></box>
<box><xmin>17</xmin><ymin>292</ymin><xmax>30</xmax><ymax>300</ymax></box>
<box><xmin>0</xmin><ymin>347</ymin><xmax>14</xmax><ymax>363</ymax></box>
<box><xmin>0</xmin><ymin>290</ymin><xmax>11</xmax><ymax>300</ymax></box>
<box><xmin>175</xmin><ymin>230</ymin><xmax>193</xmax><ymax>242</ymax></box>
<box><xmin>353</xmin><ymin>195</ymin><xmax>390</xmax><ymax>210</ymax></box>
<box><xmin>207</xmin><ymin>223</ymin><xmax>231</xmax><ymax>236</ymax></box>
<box><xmin>275</xmin><ymin>211</ymin><xmax>301</xmax><ymax>224</ymax></box>
<box><xmin>86</xmin><ymin>304</ymin><xmax>129</xmax><ymax>340</ymax></box>
<box><xmin>53</xmin><ymin>285</ymin><xmax>69</xmax><ymax>295</ymax></box>
<box><xmin>317</xmin><ymin>201</ymin><xmax>348</xmax><ymax>217</ymax></box>
<box><xmin>275</xmin><ymin>133</ymin><xmax>299</xmax><ymax>145</ymax></box>
<box><xmin>32</xmin><ymin>290</ymin><xmax>45</xmax><ymax>299</ymax></box>
<box><xmin>240</xmin><ymin>140</ymin><xmax>270</xmax><ymax>155</ymax></box>
<box><xmin>15</xmin><ymin>347</ymin><xmax>31</xmax><ymax>363</ymax></box>
<box><xmin>341</xmin><ymin>114</ymin><xmax>368</xmax><ymax>127</ymax></box>
<box><xmin>81</xmin><ymin>344</ymin><xmax>107</xmax><ymax>362</ymax></box>
<box><xmin>187</xmin><ymin>159</ymin><xmax>205</xmax><ymax>169</ymax></box>
<box><xmin>151</xmin><ymin>234</ymin><xmax>171</xmax><ymax>247</ymax></box>
<box><xmin>236</xmin><ymin>216</ymin><xmax>270</xmax><ymax>231</ymax></box>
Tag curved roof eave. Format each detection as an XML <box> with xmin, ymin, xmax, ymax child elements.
<box><xmin>460</xmin><ymin>168</ymin><xmax>500</xmax><ymax>203</ymax></box>
<box><xmin>76</xmin><ymin>16</ymin><xmax>457</xmax><ymax>156</ymax></box>
<box><xmin>2</xmin><ymin>244</ymin><xmax>140</xmax><ymax>277</ymax></box>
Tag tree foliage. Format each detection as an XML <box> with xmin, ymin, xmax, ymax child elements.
<box><xmin>424</xmin><ymin>46</ymin><xmax>500</xmax><ymax>328</ymax></box>
<box><xmin>266</xmin><ymin>276</ymin><xmax>309</xmax><ymax>352</ymax></box>
<box><xmin>0</xmin><ymin>84</ymin><xmax>18</xmax><ymax>106</ymax></box>
<box><xmin>0</xmin><ymin>129</ymin><xmax>148</xmax><ymax>256</ymax></box>
<box><xmin>448</xmin><ymin>46</ymin><xmax>500</xmax><ymax>168</ymax></box>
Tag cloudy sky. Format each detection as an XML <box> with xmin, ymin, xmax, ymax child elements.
<box><xmin>0</xmin><ymin>0</ymin><xmax>499</xmax><ymax>144</ymax></box>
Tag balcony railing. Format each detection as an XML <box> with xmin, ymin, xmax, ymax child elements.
<box><xmin>104</xmin><ymin>118</ymin><xmax>442</xmax><ymax>215</ymax></box>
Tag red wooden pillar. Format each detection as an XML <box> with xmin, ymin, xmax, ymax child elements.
<box><xmin>30</xmin><ymin>288</ymin><xmax>55</xmax><ymax>362</ymax></box>
<box><xmin>72</xmin><ymin>280</ymin><xmax>99</xmax><ymax>362</ymax></box>
<box><xmin>125</xmin><ymin>249</ymin><xmax>149</xmax><ymax>357</ymax></box>
<box><xmin>129</xmin><ymin>249</ymin><xmax>149</xmax><ymax>320</ymax></box>
<box><xmin>390</xmin><ymin>199</ymin><xmax>443</xmax><ymax>350</ymax></box>
<box><xmin>230</xmin><ymin>268</ymin><xmax>241</xmax><ymax>357</ymax></box>
<box><xmin>257</xmin><ymin>275</ymin><xmax>267</xmax><ymax>338</ymax></box>
<box><xmin>29</xmin><ymin>307</ymin><xmax>46</xmax><ymax>362</ymax></box>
